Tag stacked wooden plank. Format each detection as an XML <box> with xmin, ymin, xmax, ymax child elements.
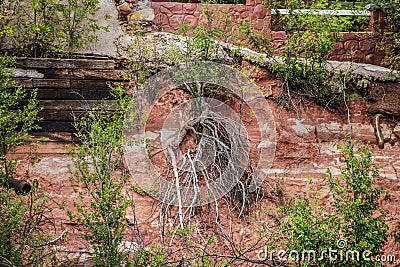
<box><xmin>14</xmin><ymin>58</ymin><xmax>125</xmax><ymax>136</ymax></box>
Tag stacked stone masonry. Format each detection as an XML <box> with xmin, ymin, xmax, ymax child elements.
<box><xmin>145</xmin><ymin>1</ymin><xmax>385</xmax><ymax>65</ymax></box>
<box><xmin>151</xmin><ymin>2</ymin><xmax>270</xmax><ymax>36</ymax></box>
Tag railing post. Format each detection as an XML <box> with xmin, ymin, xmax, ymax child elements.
<box><xmin>368</xmin><ymin>7</ymin><xmax>385</xmax><ymax>33</ymax></box>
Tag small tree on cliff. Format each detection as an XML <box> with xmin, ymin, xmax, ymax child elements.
<box><xmin>282</xmin><ymin>141</ymin><xmax>388</xmax><ymax>267</ymax></box>
<box><xmin>326</xmin><ymin>142</ymin><xmax>388</xmax><ymax>266</ymax></box>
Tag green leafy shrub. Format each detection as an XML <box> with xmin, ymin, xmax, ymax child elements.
<box><xmin>68</xmin><ymin>81</ymin><xmax>170</xmax><ymax>266</ymax></box>
<box><xmin>0</xmin><ymin>55</ymin><xmax>58</xmax><ymax>266</ymax></box>
<box><xmin>281</xmin><ymin>142</ymin><xmax>388</xmax><ymax>266</ymax></box>
<box><xmin>0</xmin><ymin>0</ymin><xmax>104</xmax><ymax>57</ymax></box>
<box><xmin>281</xmin><ymin>183</ymin><xmax>340</xmax><ymax>266</ymax></box>
<box><xmin>326</xmin><ymin>142</ymin><xmax>388</xmax><ymax>266</ymax></box>
<box><xmin>68</xmin><ymin>83</ymin><xmax>133</xmax><ymax>266</ymax></box>
<box><xmin>262</xmin><ymin>0</ymin><xmax>357</xmax><ymax>113</ymax></box>
<box><xmin>374</xmin><ymin>0</ymin><xmax>400</xmax><ymax>70</ymax></box>
<box><xmin>55</xmin><ymin>0</ymin><xmax>105</xmax><ymax>56</ymax></box>
<box><xmin>0</xmin><ymin>182</ymin><xmax>57</xmax><ymax>266</ymax></box>
<box><xmin>0</xmin><ymin>55</ymin><xmax>40</xmax><ymax>189</ymax></box>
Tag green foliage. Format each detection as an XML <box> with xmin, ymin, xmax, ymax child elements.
<box><xmin>281</xmin><ymin>142</ymin><xmax>388</xmax><ymax>266</ymax></box>
<box><xmin>0</xmin><ymin>182</ymin><xmax>57</xmax><ymax>267</ymax></box>
<box><xmin>0</xmin><ymin>55</ymin><xmax>56</xmax><ymax>266</ymax></box>
<box><xmin>131</xmin><ymin>246</ymin><xmax>169</xmax><ymax>267</ymax></box>
<box><xmin>281</xmin><ymin>183</ymin><xmax>340</xmax><ymax>266</ymax></box>
<box><xmin>0</xmin><ymin>0</ymin><xmax>103</xmax><ymax>57</ymax></box>
<box><xmin>55</xmin><ymin>0</ymin><xmax>104</xmax><ymax>56</ymax></box>
<box><xmin>177</xmin><ymin>5</ymin><xmax>238</xmax><ymax>61</ymax></box>
<box><xmin>68</xmin><ymin>82</ymin><xmax>170</xmax><ymax>266</ymax></box>
<box><xmin>68</xmin><ymin>83</ymin><xmax>133</xmax><ymax>266</ymax></box>
<box><xmin>0</xmin><ymin>55</ymin><xmax>40</xmax><ymax>186</ymax></box>
<box><xmin>238</xmin><ymin>0</ymin><xmax>358</xmax><ymax>112</ymax></box>
<box><xmin>374</xmin><ymin>0</ymin><xmax>400</xmax><ymax>70</ymax></box>
<box><xmin>326</xmin><ymin>142</ymin><xmax>388</xmax><ymax>265</ymax></box>
<box><xmin>12</xmin><ymin>0</ymin><xmax>59</xmax><ymax>57</ymax></box>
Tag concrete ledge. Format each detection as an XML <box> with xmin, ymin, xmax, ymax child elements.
<box><xmin>121</xmin><ymin>31</ymin><xmax>398</xmax><ymax>82</ymax></box>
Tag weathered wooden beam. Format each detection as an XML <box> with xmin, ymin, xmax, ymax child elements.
<box><xmin>38</xmin><ymin>110</ymin><xmax>87</xmax><ymax>121</ymax></box>
<box><xmin>31</xmin><ymin>89</ymin><xmax>112</xmax><ymax>100</ymax></box>
<box><xmin>43</xmin><ymin>69</ymin><xmax>126</xmax><ymax>80</ymax></box>
<box><xmin>31</xmin><ymin>132</ymin><xmax>77</xmax><ymax>142</ymax></box>
<box><xmin>37</xmin><ymin>121</ymin><xmax>76</xmax><ymax>132</ymax></box>
<box><xmin>37</xmin><ymin>100</ymin><xmax>117</xmax><ymax>111</ymax></box>
<box><xmin>16</xmin><ymin>58</ymin><xmax>119</xmax><ymax>70</ymax></box>
<box><xmin>14</xmin><ymin>78</ymin><xmax>71</xmax><ymax>89</ymax></box>
<box><xmin>70</xmin><ymin>79</ymin><xmax>112</xmax><ymax>90</ymax></box>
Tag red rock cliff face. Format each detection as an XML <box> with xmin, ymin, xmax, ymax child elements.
<box><xmin>243</xmin><ymin>62</ymin><xmax>400</xmax><ymax>182</ymax></box>
<box><xmin>10</xmin><ymin>58</ymin><xmax>400</xmax><ymax>260</ymax></box>
<box><xmin>245</xmin><ymin>63</ymin><xmax>400</xmax><ymax>258</ymax></box>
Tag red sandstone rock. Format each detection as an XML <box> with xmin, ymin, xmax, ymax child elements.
<box><xmin>251</xmin><ymin>4</ymin><xmax>266</xmax><ymax>20</ymax></box>
<box><xmin>150</xmin><ymin>2</ymin><xmax>161</xmax><ymax>12</ymax></box>
<box><xmin>273</xmin><ymin>40</ymin><xmax>286</xmax><ymax>49</ymax></box>
<box><xmin>183</xmin><ymin>15</ymin><xmax>198</xmax><ymax>28</ymax></box>
<box><xmin>328</xmin><ymin>55</ymin><xmax>343</xmax><ymax>61</ymax></box>
<box><xmin>240</xmin><ymin>10</ymin><xmax>250</xmax><ymax>19</ymax></box>
<box><xmin>169</xmin><ymin>14</ymin><xmax>184</xmax><ymax>30</ymax></box>
<box><xmin>359</xmin><ymin>40</ymin><xmax>375</xmax><ymax>52</ymax></box>
<box><xmin>275</xmin><ymin>142</ymin><xmax>320</xmax><ymax>160</ymax></box>
<box><xmin>117</xmin><ymin>2</ymin><xmax>132</xmax><ymax>15</ymax></box>
<box><xmin>161</xmin><ymin>24</ymin><xmax>175</xmax><ymax>33</ymax></box>
<box><xmin>160</xmin><ymin>5</ymin><xmax>171</xmax><ymax>14</ymax></box>
<box><xmin>230</xmin><ymin>11</ymin><xmax>239</xmax><ymax>22</ymax></box>
<box><xmin>246</xmin><ymin>0</ymin><xmax>255</xmax><ymax>5</ymax></box>
<box><xmin>247</xmin><ymin>0</ymin><xmax>263</xmax><ymax>5</ymax></box>
<box><xmin>394</xmin><ymin>124</ymin><xmax>400</xmax><ymax>139</ymax></box>
<box><xmin>349</xmin><ymin>50</ymin><xmax>366</xmax><ymax>63</ymax></box>
<box><xmin>366</xmin><ymin>53</ymin><xmax>384</xmax><ymax>65</ymax></box>
<box><xmin>162</xmin><ymin>3</ymin><xmax>183</xmax><ymax>13</ymax></box>
<box><xmin>332</xmin><ymin>42</ymin><xmax>344</xmax><ymax>54</ymax></box>
<box><xmin>352</xmin><ymin>123</ymin><xmax>377</xmax><ymax>143</ymax></box>
<box><xmin>233</xmin><ymin>5</ymin><xmax>244</xmax><ymax>13</ymax></box>
<box><xmin>341</xmin><ymin>32</ymin><xmax>358</xmax><ymax>41</ymax></box>
<box><xmin>344</xmin><ymin>40</ymin><xmax>359</xmax><ymax>51</ymax></box>
<box><xmin>183</xmin><ymin>4</ymin><xmax>198</xmax><ymax>15</ymax></box>
<box><xmin>254</xmin><ymin>19</ymin><xmax>264</xmax><ymax>31</ymax></box>
<box><xmin>365</xmin><ymin>53</ymin><xmax>376</xmax><ymax>64</ymax></box>
<box><xmin>193</xmin><ymin>10</ymin><xmax>201</xmax><ymax>18</ymax></box>
<box><xmin>154</xmin><ymin>13</ymin><xmax>169</xmax><ymax>26</ymax></box>
<box><xmin>271</xmin><ymin>31</ymin><xmax>286</xmax><ymax>40</ymax></box>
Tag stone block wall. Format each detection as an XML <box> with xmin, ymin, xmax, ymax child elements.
<box><xmin>150</xmin><ymin>1</ymin><xmax>270</xmax><ymax>36</ymax></box>
<box><xmin>148</xmin><ymin>1</ymin><xmax>386</xmax><ymax>65</ymax></box>
<box><xmin>271</xmin><ymin>31</ymin><xmax>385</xmax><ymax>65</ymax></box>
<box><xmin>329</xmin><ymin>32</ymin><xmax>385</xmax><ymax>64</ymax></box>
